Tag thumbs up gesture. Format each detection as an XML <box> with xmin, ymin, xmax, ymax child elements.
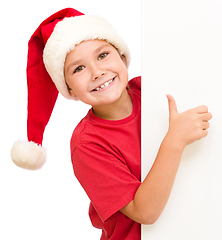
<box><xmin>166</xmin><ymin>95</ymin><xmax>212</xmax><ymax>149</ymax></box>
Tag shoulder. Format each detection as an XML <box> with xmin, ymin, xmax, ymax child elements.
<box><xmin>127</xmin><ymin>76</ymin><xmax>141</xmax><ymax>102</ymax></box>
<box><xmin>70</xmin><ymin>110</ymin><xmax>107</xmax><ymax>154</ymax></box>
<box><xmin>128</xmin><ymin>76</ymin><xmax>141</xmax><ymax>91</ymax></box>
<box><xmin>70</xmin><ymin>112</ymin><xmax>92</xmax><ymax>148</ymax></box>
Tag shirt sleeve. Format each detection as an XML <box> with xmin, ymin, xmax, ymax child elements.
<box><xmin>72</xmin><ymin>141</ymin><xmax>141</xmax><ymax>222</ymax></box>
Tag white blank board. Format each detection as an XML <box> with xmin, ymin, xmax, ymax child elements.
<box><xmin>142</xmin><ymin>1</ymin><xmax>222</xmax><ymax>239</ymax></box>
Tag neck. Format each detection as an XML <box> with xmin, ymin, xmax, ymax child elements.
<box><xmin>92</xmin><ymin>89</ymin><xmax>133</xmax><ymax>120</ymax></box>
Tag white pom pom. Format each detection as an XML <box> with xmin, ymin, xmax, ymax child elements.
<box><xmin>11</xmin><ymin>140</ymin><xmax>47</xmax><ymax>170</ymax></box>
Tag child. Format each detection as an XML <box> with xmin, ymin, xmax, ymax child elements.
<box><xmin>11</xmin><ymin>8</ymin><xmax>212</xmax><ymax>240</ymax></box>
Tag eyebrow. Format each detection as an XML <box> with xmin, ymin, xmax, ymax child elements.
<box><xmin>94</xmin><ymin>43</ymin><xmax>110</xmax><ymax>54</ymax></box>
<box><xmin>66</xmin><ymin>60</ymin><xmax>82</xmax><ymax>71</ymax></box>
<box><xmin>66</xmin><ymin>43</ymin><xmax>111</xmax><ymax>71</ymax></box>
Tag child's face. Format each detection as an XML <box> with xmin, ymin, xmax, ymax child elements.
<box><xmin>64</xmin><ymin>39</ymin><xmax>128</xmax><ymax>108</ymax></box>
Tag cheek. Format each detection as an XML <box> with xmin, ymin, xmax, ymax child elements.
<box><xmin>66</xmin><ymin>75</ymin><xmax>79</xmax><ymax>89</ymax></box>
<box><xmin>108</xmin><ymin>59</ymin><xmax>127</xmax><ymax>74</ymax></box>
<box><xmin>69</xmin><ymin>77</ymin><xmax>89</xmax><ymax>97</ymax></box>
<box><xmin>118</xmin><ymin>63</ymin><xmax>128</xmax><ymax>79</ymax></box>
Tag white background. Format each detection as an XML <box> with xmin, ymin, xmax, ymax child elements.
<box><xmin>142</xmin><ymin>0</ymin><xmax>222</xmax><ymax>239</ymax></box>
<box><xmin>0</xmin><ymin>1</ymin><xmax>141</xmax><ymax>239</ymax></box>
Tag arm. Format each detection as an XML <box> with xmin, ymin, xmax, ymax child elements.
<box><xmin>120</xmin><ymin>95</ymin><xmax>212</xmax><ymax>224</ymax></box>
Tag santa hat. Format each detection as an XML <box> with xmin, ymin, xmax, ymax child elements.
<box><xmin>11</xmin><ymin>8</ymin><xmax>130</xmax><ymax>170</ymax></box>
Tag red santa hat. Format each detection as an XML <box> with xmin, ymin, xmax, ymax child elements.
<box><xmin>11</xmin><ymin>8</ymin><xmax>130</xmax><ymax>170</ymax></box>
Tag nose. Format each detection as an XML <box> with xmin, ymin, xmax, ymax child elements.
<box><xmin>90</xmin><ymin>62</ymin><xmax>106</xmax><ymax>81</ymax></box>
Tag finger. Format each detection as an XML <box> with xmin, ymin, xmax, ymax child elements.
<box><xmin>201</xmin><ymin>112</ymin><xmax>213</xmax><ymax>121</ymax></box>
<box><xmin>195</xmin><ymin>105</ymin><xmax>209</xmax><ymax>114</ymax></box>
<box><xmin>202</xmin><ymin>121</ymin><xmax>210</xmax><ymax>130</ymax></box>
<box><xmin>201</xmin><ymin>129</ymin><xmax>208</xmax><ymax>138</ymax></box>
<box><xmin>166</xmin><ymin>94</ymin><xmax>178</xmax><ymax>116</ymax></box>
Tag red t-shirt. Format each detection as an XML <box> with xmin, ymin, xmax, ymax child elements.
<box><xmin>70</xmin><ymin>77</ymin><xmax>141</xmax><ymax>240</ymax></box>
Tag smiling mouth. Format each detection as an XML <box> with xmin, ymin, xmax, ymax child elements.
<box><xmin>92</xmin><ymin>77</ymin><xmax>115</xmax><ymax>91</ymax></box>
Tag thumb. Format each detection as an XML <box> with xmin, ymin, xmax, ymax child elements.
<box><xmin>166</xmin><ymin>94</ymin><xmax>178</xmax><ymax>116</ymax></box>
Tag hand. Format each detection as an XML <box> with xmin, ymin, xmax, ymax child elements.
<box><xmin>166</xmin><ymin>94</ymin><xmax>212</xmax><ymax>149</ymax></box>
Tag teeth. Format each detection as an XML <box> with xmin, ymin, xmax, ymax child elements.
<box><xmin>94</xmin><ymin>78</ymin><xmax>114</xmax><ymax>91</ymax></box>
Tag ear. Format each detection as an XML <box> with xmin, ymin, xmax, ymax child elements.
<box><xmin>69</xmin><ymin>89</ymin><xmax>79</xmax><ymax>100</ymax></box>
<box><xmin>121</xmin><ymin>54</ymin><xmax>127</xmax><ymax>67</ymax></box>
<box><xmin>65</xmin><ymin>81</ymin><xmax>76</xmax><ymax>97</ymax></box>
<box><xmin>69</xmin><ymin>89</ymin><xmax>76</xmax><ymax>97</ymax></box>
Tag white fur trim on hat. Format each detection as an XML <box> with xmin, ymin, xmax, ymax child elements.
<box><xmin>43</xmin><ymin>15</ymin><xmax>130</xmax><ymax>100</ymax></box>
<box><xmin>11</xmin><ymin>140</ymin><xmax>47</xmax><ymax>170</ymax></box>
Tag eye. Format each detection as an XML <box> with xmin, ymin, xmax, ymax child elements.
<box><xmin>98</xmin><ymin>52</ymin><xmax>108</xmax><ymax>60</ymax></box>
<box><xmin>74</xmin><ymin>65</ymin><xmax>85</xmax><ymax>73</ymax></box>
